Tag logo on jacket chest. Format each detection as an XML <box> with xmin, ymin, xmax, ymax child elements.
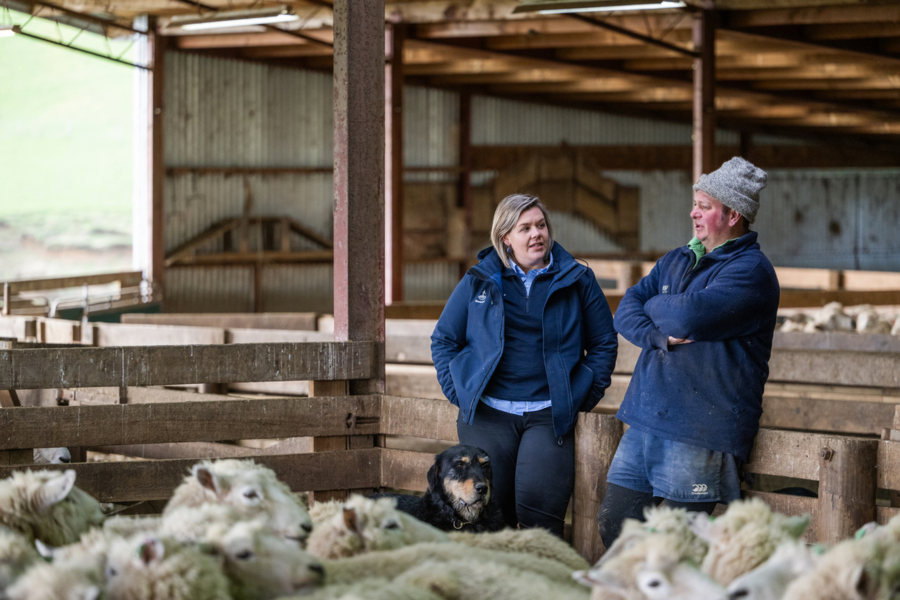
<box><xmin>475</xmin><ymin>291</ymin><xmax>487</xmax><ymax>304</ymax></box>
<box><xmin>661</xmin><ymin>285</ymin><xmax>669</xmax><ymax>294</ymax></box>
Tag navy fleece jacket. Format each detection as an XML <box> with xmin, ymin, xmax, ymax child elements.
<box><xmin>431</xmin><ymin>243</ymin><xmax>618</xmax><ymax>438</ymax></box>
<box><xmin>614</xmin><ymin>231</ymin><xmax>779</xmax><ymax>460</ymax></box>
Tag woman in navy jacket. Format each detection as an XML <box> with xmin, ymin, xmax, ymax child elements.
<box><xmin>431</xmin><ymin>194</ymin><xmax>618</xmax><ymax>537</ymax></box>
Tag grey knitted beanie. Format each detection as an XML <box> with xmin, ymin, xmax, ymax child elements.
<box><xmin>692</xmin><ymin>157</ymin><xmax>767</xmax><ymax>224</ymax></box>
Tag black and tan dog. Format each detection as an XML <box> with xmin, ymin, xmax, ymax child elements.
<box><xmin>372</xmin><ymin>444</ymin><xmax>505</xmax><ymax>533</ymax></box>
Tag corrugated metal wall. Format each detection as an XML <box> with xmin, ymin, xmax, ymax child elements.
<box><xmin>162</xmin><ymin>52</ymin><xmax>900</xmax><ymax>312</ymax></box>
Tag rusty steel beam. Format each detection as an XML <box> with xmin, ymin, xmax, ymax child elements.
<box><xmin>385</xmin><ymin>22</ymin><xmax>405</xmax><ymax>305</ymax></box>
<box><xmin>692</xmin><ymin>7</ymin><xmax>716</xmax><ymax>184</ymax></box>
<box><xmin>333</xmin><ymin>0</ymin><xmax>386</xmax><ymax>395</ymax></box>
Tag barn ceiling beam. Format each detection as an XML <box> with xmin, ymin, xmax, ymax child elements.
<box><xmin>14</xmin><ymin>0</ymin><xmax>141</xmax><ymax>35</ymax></box>
<box><xmin>564</xmin><ymin>12</ymin><xmax>698</xmax><ymax>58</ymax></box>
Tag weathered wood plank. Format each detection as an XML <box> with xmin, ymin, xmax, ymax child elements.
<box><xmin>876</xmin><ymin>440</ymin><xmax>900</xmax><ymax>491</ymax></box>
<box><xmin>93</xmin><ymin>323</ymin><xmax>226</xmax><ymax>347</ymax></box>
<box><xmin>769</xmin><ymin>349</ymin><xmax>900</xmax><ymax>388</ymax></box>
<box><xmin>760</xmin><ymin>396</ymin><xmax>895</xmax><ymax>436</ymax></box>
<box><xmin>0</xmin><ymin>450</ymin><xmax>382</xmax><ymax>502</ymax></box>
<box><xmin>7</xmin><ymin>271</ymin><xmax>143</xmax><ymax>294</ymax></box>
<box><xmin>381</xmin><ymin>395</ymin><xmax>459</xmax><ymax>441</ymax></box>
<box><xmin>745</xmin><ymin>429</ymin><xmax>823</xmax><ymax>481</ymax></box>
<box><xmin>90</xmin><ymin>438</ymin><xmax>315</xmax><ymax>460</ymax></box>
<box><xmin>122</xmin><ymin>313</ymin><xmax>319</xmax><ymax>331</ymax></box>
<box><xmin>574</xmin><ymin>412</ymin><xmax>624</xmax><ymax>564</ymax></box>
<box><xmin>380</xmin><ymin>448</ymin><xmax>434</xmax><ymax>492</ymax></box>
<box><xmin>385</xmin><ymin>364</ymin><xmax>443</xmax><ymax>400</ymax></box>
<box><xmin>877</xmin><ymin>506</ymin><xmax>899</xmax><ymax>525</ymax></box>
<box><xmin>0</xmin><ymin>342</ymin><xmax>375</xmax><ymax>389</ymax></box>
<box><xmin>816</xmin><ymin>436</ymin><xmax>877</xmax><ymax>544</ymax></box>
<box><xmin>0</xmin><ymin>395</ymin><xmax>382</xmax><ymax>450</ymax></box>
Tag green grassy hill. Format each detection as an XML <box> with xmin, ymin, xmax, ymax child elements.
<box><xmin>0</xmin><ymin>10</ymin><xmax>134</xmax><ymax>217</ymax></box>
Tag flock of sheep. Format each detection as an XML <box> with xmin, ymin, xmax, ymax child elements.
<box><xmin>779</xmin><ymin>302</ymin><xmax>900</xmax><ymax>335</ymax></box>
<box><xmin>2</xmin><ymin>459</ymin><xmax>898</xmax><ymax>600</ymax></box>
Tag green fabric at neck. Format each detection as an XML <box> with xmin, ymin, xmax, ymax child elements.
<box><xmin>688</xmin><ymin>236</ymin><xmax>736</xmax><ymax>269</ymax></box>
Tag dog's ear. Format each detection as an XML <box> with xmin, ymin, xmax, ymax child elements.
<box><xmin>426</xmin><ymin>454</ymin><xmax>443</xmax><ymax>492</ymax></box>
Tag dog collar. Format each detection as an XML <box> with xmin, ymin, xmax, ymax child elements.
<box><xmin>452</xmin><ymin>519</ymin><xmax>470</xmax><ymax>530</ymax></box>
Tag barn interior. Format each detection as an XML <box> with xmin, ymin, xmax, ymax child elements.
<box><xmin>3</xmin><ymin>0</ymin><xmax>900</xmax><ymax>582</ymax></box>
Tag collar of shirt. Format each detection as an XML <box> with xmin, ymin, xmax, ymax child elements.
<box><xmin>509</xmin><ymin>252</ymin><xmax>553</xmax><ymax>293</ymax></box>
<box><xmin>687</xmin><ymin>236</ymin><xmax>736</xmax><ymax>269</ymax></box>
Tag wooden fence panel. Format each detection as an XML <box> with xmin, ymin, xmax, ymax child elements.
<box><xmin>122</xmin><ymin>313</ymin><xmax>319</xmax><ymax>331</ymax></box>
<box><xmin>380</xmin><ymin>448</ymin><xmax>435</xmax><ymax>492</ymax></box>
<box><xmin>746</xmin><ymin>429</ymin><xmax>822</xmax><ymax>480</ymax></box>
<box><xmin>381</xmin><ymin>395</ymin><xmax>459</xmax><ymax>442</ymax></box>
<box><xmin>0</xmin><ymin>341</ymin><xmax>374</xmax><ymax>389</ymax></box>
<box><xmin>0</xmin><ymin>450</ymin><xmax>382</xmax><ymax>503</ymax></box>
<box><xmin>0</xmin><ymin>396</ymin><xmax>381</xmax><ymax>450</ymax></box>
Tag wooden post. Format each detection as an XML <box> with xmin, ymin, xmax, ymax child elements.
<box><xmin>309</xmin><ymin>380</ymin><xmax>376</xmax><ymax>503</ymax></box>
<box><xmin>692</xmin><ymin>6</ymin><xmax>716</xmax><ymax>184</ymax></box>
<box><xmin>816</xmin><ymin>436</ymin><xmax>877</xmax><ymax>544</ymax></box>
<box><xmin>333</xmin><ymin>0</ymin><xmax>386</xmax><ymax>396</ymax></box>
<box><xmin>457</xmin><ymin>92</ymin><xmax>473</xmax><ymax>281</ymax></box>
<box><xmin>573</xmin><ymin>412</ymin><xmax>624</xmax><ymax>564</ymax></box>
<box><xmin>1</xmin><ymin>283</ymin><xmax>8</xmax><ymax>316</ymax></box>
<box><xmin>148</xmin><ymin>17</ymin><xmax>166</xmax><ymax>299</ymax></box>
<box><xmin>385</xmin><ymin>22</ymin><xmax>405</xmax><ymax>305</ymax></box>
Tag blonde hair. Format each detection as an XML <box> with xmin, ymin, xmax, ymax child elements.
<box><xmin>490</xmin><ymin>194</ymin><xmax>554</xmax><ymax>269</ymax></box>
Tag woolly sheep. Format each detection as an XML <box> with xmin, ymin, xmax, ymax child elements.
<box><xmin>448</xmin><ymin>527</ymin><xmax>589</xmax><ymax>571</ymax></box>
<box><xmin>573</xmin><ymin>506</ymin><xmax>707</xmax><ymax>600</ymax></box>
<box><xmin>691</xmin><ymin>497</ymin><xmax>809</xmax><ymax>586</ymax></box>
<box><xmin>0</xmin><ymin>525</ymin><xmax>41</xmax><ymax>596</ymax></box>
<box><xmin>164</xmin><ymin>459</ymin><xmax>313</xmax><ymax>546</ymax></box>
<box><xmin>632</xmin><ymin>535</ymin><xmax>724</xmax><ymax>600</ymax></box>
<box><xmin>322</xmin><ymin>542</ymin><xmax>581</xmax><ymax>588</ymax></box>
<box><xmin>395</xmin><ymin>557</ymin><xmax>591</xmax><ymax>600</ymax></box>
<box><xmin>104</xmin><ymin>534</ymin><xmax>230</xmax><ymax>600</ymax></box>
<box><xmin>297</xmin><ymin>578</ymin><xmax>445</xmax><ymax>600</ymax></box>
<box><xmin>203</xmin><ymin>517</ymin><xmax>325</xmax><ymax>600</ymax></box>
<box><xmin>309</xmin><ymin>499</ymin><xmax>343</xmax><ymax>525</ymax></box>
<box><xmin>0</xmin><ymin>469</ymin><xmax>105</xmax><ymax>546</ymax></box>
<box><xmin>6</xmin><ymin>561</ymin><xmax>103</xmax><ymax>600</ymax></box>
<box><xmin>723</xmin><ymin>540</ymin><xmax>818</xmax><ymax>600</ymax></box>
<box><xmin>307</xmin><ymin>495</ymin><xmax>449</xmax><ymax>560</ymax></box>
<box><xmin>34</xmin><ymin>448</ymin><xmax>72</xmax><ymax>465</ymax></box>
<box><xmin>810</xmin><ymin>302</ymin><xmax>854</xmax><ymax>332</ymax></box>
<box><xmin>854</xmin><ymin>306</ymin><xmax>892</xmax><ymax>335</ymax></box>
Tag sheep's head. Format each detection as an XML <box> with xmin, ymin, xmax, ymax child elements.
<box><xmin>724</xmin><ymin>540</ymin><xmax>817</xmax><ymax>600</ymax></box>
<box><xmin>105</xmin><ymin>534</ymin><xmax>229</xmax><ymax>600</ymax></box>
<box><xmin>637</xmin><ymin>560</ymin><xmax>724</xmax><ymax>600</ymax></box>
<box><xmin>33</xmin><ymin>448</ymin><xmax>72</xmax><ymax>465</ymax></box>
<box><xmin>307</xmin><ymin>495</ymin><xmax>447</xmax><ymax>560</ymax></box>
<box><xmin>214</xmin><ymin>519</ymin><xmax>325</xmax><ymax>600</ymax></box>
<box><xmin>2</xmin><ymin>469</ymin><xmax>105</xmax><ymax>546</ymax></box>
<box><xmin>190</xmin><ymin>460</ymin><xmax>313</xmax><ymax>546</ymax></box>
<box><xmin>7</xmin><ymin>561</ymin><xmax>103</xmax><ymax>600</ymax></box>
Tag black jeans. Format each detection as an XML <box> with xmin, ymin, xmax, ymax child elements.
<box><xmin>457</xmin><ymin>402</ymin><xmax>575</xmax><ymax>538</ymax></box>
<box><xmin>596</xmin><ymin>483</ymin><xmax>718</xmax><ymax>550</ymax></box>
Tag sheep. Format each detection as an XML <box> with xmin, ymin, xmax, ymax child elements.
<box><xmin>892</xmin><ymin>318</ymin><xmax>900</xmax><ymax>337</ymax></box>
<box><xmin>809</xmin><ymin>302</ymin><xmax>854</xmax><ymax>332</ymax></box>
<box><xmin>0</xmin><ymin>469</ymin><xmax>105</xmax><ymax>546</ymax></box>
<box><xmin>34</xmin><ymin>448</ymin><xmax>72</xmax><ymax>465</ymax></box>
<box><xmin>722</xmin><ymin>540</ymin><xmax>819</xmax><ymax>600</ymax></box>
<box><xmin>572</xmin><ymin>505</ymin><xmax>708</xmax><ymax>599</ymax></box>
<box><xmin>6</xmin><ymin>561</ymin><xmax>103</xmax><ymax>600</ymax></box>
<box><xmin>0</xmin><ymin>525</ymin><xmax>42</xmax><ymax>596</ymax></box>
<box><xmin>779</xmin><ymin>314</ymin><xmax>810</xmax><ymax>333</ymax></box>
<box><xmin>104</xmin><ymin>534</ymin><xmax>231</xmax><ymax>600</ymax></box>
<box><xmin>781</xmin><ymin>534</ymin><xmax>900</xmax><ymax>600</ymax></box>
<box><xmin>322</xmin><ymin>542</ymin><xmax>581</xmax><ymax>589</ymax></box>
<box><xmin>448</xmin><ymin>527</ymin><xmax>590</xmax><ymax>571</ymax></box>
<box><xmin>629</xmin><ymin>535</ymin><xmax>724</xmax><ymax>600</ymax></box>
<box><xmin>855</xmin><ymin>307</ymin><xmax>892</xmax><ymax>335</ymax></box>
<box><xmin>690</xmin><ymin>497</ymin><xmax>810</xmax><ymax>586</ymax></box>
<box><xmin>297</xmin><ymin>578</ymin><xmax>445</xmax><ymax>600</ymax></box>
<box><xmin>163</xmin><ymin>459</ymin><xmax>313</xmax><ymax>546</ymax></box>
<box><xmin>307</xmin><ymin>495</ymin><xmax>449</xmax><ymax>560</ymax></box>
<box><xmin>309</xmin><ymin>499</ymin><xmax>343</xmax><ymax>525</ymax></box>
<box><xmin>395</xmin><ymin>557</ymin><xmax>591</xmax><ymax>600</ymax></box>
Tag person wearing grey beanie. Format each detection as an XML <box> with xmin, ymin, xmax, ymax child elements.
<box><xmin>595</xmin><ymin>157</ymin><xmax>780</xmax><ymax>550</ymax></box>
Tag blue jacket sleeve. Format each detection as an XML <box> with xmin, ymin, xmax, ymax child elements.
<box><xmin>613</xmin><ymin>262</ymin><xmax>669</xmax><ymax>351</ymax></box>
<box><xmin>578</xmin><ymin>271</ymin><xmax>618</xmax><ymax>412</ymax></box>
<box><xmin>644</xmin><ymin>256</ymin><xmax>779</xmax><ymax>342</ymax></box>
<box><xmin>430</xmin><ymin>276</ymin><xmax>473</xmax><ymax>406</ymax></box>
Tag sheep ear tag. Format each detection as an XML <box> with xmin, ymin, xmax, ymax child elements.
<box><xmin>39</xmin><ymin>469</ymin><xmax>76</xmax><ymax>510</ymax></box>
<box><xmin>784</xmin><ymin>514</ymin><xmax>810</xmax><ymax>538</ymax></box>
<box><xmin>193</xmin><ymin>465</ymin><xmax>221</xmax><ymax>496</ymax></box>
<box><xmin>138</xmin><ymin>538</ymin><xmax>165</xmax><ymax>565</ymax></box>
<box><xmin>35</xmin><ymin>538</ymin><xmax>57</xmax><ymax>560</ymax></box>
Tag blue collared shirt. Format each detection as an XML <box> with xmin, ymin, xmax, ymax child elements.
<box><xmin>481</xmin><ymin>253</ymin><xmax>554</xmax><ymax>415</ymax></box>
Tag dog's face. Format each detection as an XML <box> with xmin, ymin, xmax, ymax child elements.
<box><xmin>427</xmin><ymin>445</ymin><xmax>493</xmax><ymax>524</ymax></box>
